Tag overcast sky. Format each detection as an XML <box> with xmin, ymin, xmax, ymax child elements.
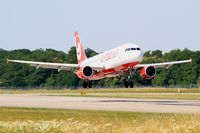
<box><xmin>0</xmin><ymin>0</ymin><xmax>199</xmax><ymax>53</ymax></box>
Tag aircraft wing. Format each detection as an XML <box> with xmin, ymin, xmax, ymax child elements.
<box><xmin>7</xmin><ymin>59</ymin><xmax>105</xmax><ymax>72</ymax></box>
<box><xmin>134</xmin><ymin>59</ymin><xmax>192</xmax><ymax>69</ymax></box>
<box><xmin>7</xmin><ymin>59</ymin><xmax>79</xmax><ymax>71</ymax></box>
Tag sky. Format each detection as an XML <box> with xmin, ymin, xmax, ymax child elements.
<box><xmin>0</xmin><ymin>0</ymin><xmax>200</xmax><ymax>53</ymax></box>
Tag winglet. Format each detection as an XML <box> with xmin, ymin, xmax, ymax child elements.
<box><xmin>7</xmin><ymin>58</ymin><xmax>9</xmax><ymax>64</ymax></box>
<box><xmin>190</xmin><ymin>58</ymin><xmax>192</xmax><ymax>63</ymax></box>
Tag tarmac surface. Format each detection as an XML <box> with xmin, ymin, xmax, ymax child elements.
<box><xmin>0</xmin><ymin>94</ymin><xmax>200</xmax><ymax>113</ymax></box>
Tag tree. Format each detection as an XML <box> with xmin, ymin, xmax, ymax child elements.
<box><xmin>85</xmin><ymin>48</ymin><xmax>98</xmax><ymax>57</ymax></box>
<box><xmin>65</xmin><ymin>47</ymin><xmax>77</xmax><ymax>63</ymax></box>
<box><xmin>151</xmin><ymin>50</ymin><xmax>162</xmax><ymax>58</ymax></box>
<box><xmin>0</xmin><ymin>47</ymin><xmax>199</xmax><ymax>88</ymax></box>
<box><xmin>197</xmin><ymin>77</ymin><xmax>200</xmax><ymax>84</ymax></box>
<box><xmin>143</xmin><ymin>51</ymin><xmax>151</xmax><ymax>57</ymax></box>
<box><xmin>44</xmin><ymin>76</ymin><xmax>56</xmax><ymax>87</ymax></box>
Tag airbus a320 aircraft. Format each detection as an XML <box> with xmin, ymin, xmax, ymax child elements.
<box><xmin>8</xmin><ymin>32</ymin><xmax>192</xmax><ymax>88</ymax></box>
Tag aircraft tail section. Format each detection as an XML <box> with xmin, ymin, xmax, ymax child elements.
<box><xmin>74</xmin><ymin>32</ymin><xmax>87</xmax><ymax>64</ymax></box>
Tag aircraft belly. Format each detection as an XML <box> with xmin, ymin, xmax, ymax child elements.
<box><xmin>89</xmin><ymin>61</ymin><xmax>139</xmax><ymax>80</ymax></box>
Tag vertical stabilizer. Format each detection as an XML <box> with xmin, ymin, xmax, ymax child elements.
<box><xmin>74</xmin><ymin>32</ymin><xmax>87</xmax><ymax>64</ymax></box>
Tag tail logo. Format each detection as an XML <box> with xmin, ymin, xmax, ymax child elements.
<box><xmin>76</xmin><ymin>41</ymin><xmax>82</xmax><ymax>61</ymax></box>
<box><xmin>74</xmin><ymin>32</ymin><xmax>87</xmax><ymax>64</ymax></box>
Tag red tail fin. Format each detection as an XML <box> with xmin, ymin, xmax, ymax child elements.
<box><xmin>74</xmin><ymin>32</ymin><xmax>87</xmax><ymax>64</ymax></box>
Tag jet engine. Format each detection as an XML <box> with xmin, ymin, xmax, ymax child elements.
<box><xmin>76</xmin><ymin>66</ymin><xmax>94</xmax><ymax>79</ymax></box>
<box><xmin>140</xmin><ymin>66</ymin><xmax>156</xmax><ymax>80</ymax></box>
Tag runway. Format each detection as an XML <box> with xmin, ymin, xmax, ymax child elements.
<box><xmin>0</xmin><ymin>94</ymin><xmax>200</xmax><ymax>113</ymax></box>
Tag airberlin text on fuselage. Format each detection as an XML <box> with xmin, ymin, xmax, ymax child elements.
<box><xmin>100</xmin><ymin>49</ymin><xmax>118</xmax><ymax>63</ymax></box>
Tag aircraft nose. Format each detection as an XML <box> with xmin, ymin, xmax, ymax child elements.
<box><xmin>136</xmin><ymin>49</ymin><xmax>142</xmax><ymax>56</ymax></box>
<box><xmin>136</xmin><ymin>50</ymin><xmax>143</xmax><ymax>62</ymax></box>
<box><xmin>140</xmin><ymin>50</ymin><xmax>143</xmax><ymax>56</ymax></box>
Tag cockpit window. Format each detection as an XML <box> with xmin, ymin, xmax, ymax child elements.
<box><xmin>125</xmin><ymin>48</ymin><xmax>130</xmax><ymax>52</ymax></box>
<box><xmin>131</xmin><ymin>48</ymin><xmax>136</xmax><ymax>50</ymax></box>
<box><xmin>125</xmin><ymin>48</ymin><xmax>141</xmax><ymax>52</ymax></box>
<box><xmin>137</xmin><ymin>48</ymin><xmax>140</xmax><ymax>50</ymax></box>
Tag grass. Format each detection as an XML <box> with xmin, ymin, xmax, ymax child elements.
<box><xmin>1</xmin><ymin>87</ymin><xmax>200</xmax><ymax>94</ymax></box>
<box><xmin>0</xmin><ymin>88</ymin><xmax>199</xmax><ymax>132</ymax></box>
<box><xmin>1</xmin><ymin>88</ymin><xmax>200</xmax><ymax>100</ymax></box>
<box><xmin>0</xmin><ymin>107</ymin><xmax>200</xmax><ymax>133</ymax></box>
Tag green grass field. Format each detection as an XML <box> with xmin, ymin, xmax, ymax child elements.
<box><xmin>1</xmin><ymin>88</ymin><xmax>200</xmax><ymax>100</ymax></box>
<box><xmin>0</xmin><ymin>88</ymin><xmax>200</xmax><ymax>132</ymax></box>
<box><xmin>1</xmin><ymin>88</ymin><xmax>200</xmax><ymax>94</ymax></box>
<box><xmin>0</xmin><ymin>107</ymin><xmax>199</xmax><ymax>133</ymax></box>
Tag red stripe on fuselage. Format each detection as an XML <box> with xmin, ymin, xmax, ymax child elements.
<box><xmin>89</xmin><ymin>61</ymin><xmax>139</xmax><ymax>80</ymax></box>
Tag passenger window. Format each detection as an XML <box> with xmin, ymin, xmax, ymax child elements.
<box><xmin>137</xmin><ymin>48</ymin><xmax>140</xmax><ymax>50</ymax></box>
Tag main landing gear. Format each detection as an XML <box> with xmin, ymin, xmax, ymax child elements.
<box><xmin>123</xmin><ymin>68</ymin><xmax>135</xmax><ymax>88</ymax></box>
<box><xmin>123</xmin><ymin>80</ymin><xmax>134</xmax><ymax>88</ymax></box>
<box><xmin>82</xmin><ymin>81</ymin><xmax>92</xmax><ymax>88</ymax></box>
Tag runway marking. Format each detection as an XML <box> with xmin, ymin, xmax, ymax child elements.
<box><xmin>0</xmin><ymin>94</ymin><xmax>200</xmax><ymax>113</ymax></box>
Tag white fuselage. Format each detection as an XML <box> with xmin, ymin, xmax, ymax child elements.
<box><xmin>81</xmin><ymin>43</ymin><xmax>143</xmax><ymax>69</ymax></box>
<box><xmin>78</xmin><ymin>43</ymin><xmax>143</xmax><ymax>80</ymax></box>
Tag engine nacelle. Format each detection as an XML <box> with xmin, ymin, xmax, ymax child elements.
<box><xmin>76</xmin><ymin>66</ymin><xmax>94</xmax><ymax>79</ymax></box>
<box><xmin>140</xmin><ymin>66</ymin><xmax>156</xmax><ymax>80</ymax></box>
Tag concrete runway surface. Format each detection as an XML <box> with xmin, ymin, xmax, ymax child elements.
<box><xmin>0</xmin><ymin>94</ymin><xmax>200</xmax><ymax>113</ymax></box>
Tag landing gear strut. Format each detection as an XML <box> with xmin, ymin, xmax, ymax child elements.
<box><xmin>123</xmin><ymin>68</ymin><xmax>135</xmax><ymax>88</ymax></box>
<box><xmin>82</xmin><ymin>81</ymin><xmax>93</xmax><ymax>88</ymax></box>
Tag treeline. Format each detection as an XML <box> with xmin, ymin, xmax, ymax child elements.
<box><xmin>0</xmin><ymin>47</ymin><xmax>199</xmax><ymax>88</ymax></box>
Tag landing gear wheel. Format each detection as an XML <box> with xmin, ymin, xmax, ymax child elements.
<box><xmin>88</xmin><ymin>82</ymin><xmax>92</xmax><ymax>88</ymax></box>
<box><xmin>83</xmin><ymin>82</ymin><xmax>88</xmax><ymax>88</ymax></box>
<box><xmin>129</xmin><ymin>81</ymin><xmax>134</xmax><ymax>88</ymax></box>
<box><xmin>124</xmin><ymin>81</ymin><xmax>129</xmax><ymax>88</ymax></box>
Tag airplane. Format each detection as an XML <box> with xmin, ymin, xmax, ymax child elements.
<box><xmin>7</xmin><ymin>32</ymin><xmax>192</xmax><ymax>88</ymax></box>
